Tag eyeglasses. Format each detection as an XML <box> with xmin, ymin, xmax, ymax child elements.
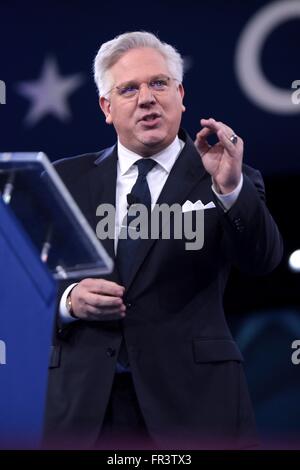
<box><xmin>105</xmin><ymin>76</ymin><xmax>178</xmax><ymax>99</ymax></box>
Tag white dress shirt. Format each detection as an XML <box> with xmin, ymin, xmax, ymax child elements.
<box><xmin>115</xmin><ymin>136</ymin><xmax>184</xmax><ymax>252</ymax></box>
<box><xmin>60</xmin><ymin>136</ymin><xmax>243</xmax><ymax>321</ymax></box>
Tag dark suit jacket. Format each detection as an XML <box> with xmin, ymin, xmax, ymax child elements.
<box><xmin>44</xmin><ymin>129</ymin><xmax>283</xmax><ymax>449</ymax></box>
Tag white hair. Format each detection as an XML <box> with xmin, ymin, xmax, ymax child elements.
<box><xmin>93</xmin><ymin>31</ymin><xmax>184</xmax><ymax>97</ymax></box>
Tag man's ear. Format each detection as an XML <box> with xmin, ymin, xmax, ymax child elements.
<box><xmin>178</xmin><ymin>84</ymin><xmax>186</xmax><ymax>112</ymax></box>
<box><xmin>99</xmin><ymin>96</ymin><xmax>113</xmax><ymax>124</ymax></box>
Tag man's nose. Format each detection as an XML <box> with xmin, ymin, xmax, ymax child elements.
<box><xmin>137</xmin><ymin>83</ymin><xmax>156</xmax><ymax>107</ymax></box>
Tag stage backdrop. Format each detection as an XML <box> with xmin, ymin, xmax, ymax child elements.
<box><xmin>0</xmin><ymin>0</ymin><xmax>299</xmax><ymax>174</ymax></box>
<box><xmin>1</xmin><ymin>0</ymin><xmax>300</xmax><ymax>448</ymax></box>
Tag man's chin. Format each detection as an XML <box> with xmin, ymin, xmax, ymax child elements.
<box><xmin>137</xmin><ymin>131</ymin><xmax>168</xmax><ymax>153</ymax></box>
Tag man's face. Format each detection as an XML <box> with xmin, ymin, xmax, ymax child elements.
<box><xmin>100</xmin><ymin>48</ymin><xmax>185</xmax><ymax>156</ymax></box>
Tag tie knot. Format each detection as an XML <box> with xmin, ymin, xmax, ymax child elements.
<box><xmin>135</xmin><ymin>158</ymin><xmax>157</xmax><ymax>177</ymax></box>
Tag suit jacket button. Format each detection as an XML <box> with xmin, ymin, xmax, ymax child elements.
<box><xmin>106</xmin><ymin>347</ymin><xmax>116</xmax><ymax>357</ymax></box>
<box><xmin>126</xmin><ymin>302</ymin><xmax>132</xmax><ymax>308</ymax></box>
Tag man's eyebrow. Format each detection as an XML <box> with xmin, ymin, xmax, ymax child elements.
<box><xmin>120</xmin><ymin>79</ymin><xmax>138</xmax><ymax>86</ymax></box>
<box><xmin>118</xmin><ymin>79</ymin><xmax>138</xmax><ymax>87</ymax></box>
<box><xmin>118</xmin><ymin>74</ymin><xmax>169</xmax><ymax>87</ymax></box>
<box><xmin>148</xmin><ymin>74</ymin><xmax>169</xmax><ymax>82</ymax></box>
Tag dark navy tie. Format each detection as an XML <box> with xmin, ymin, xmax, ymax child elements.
<box><xmin>116</xmin><ymin>158</ymin><xmax>156</xmax><ymax>371</ymax></box>
<box><xmin>117</xmin><ymin>158</ymin><xmax>157</xmax><ymax>284</ymax></box>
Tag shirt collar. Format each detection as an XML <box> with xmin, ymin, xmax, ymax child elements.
<box><xmin>117</xmin><ymin>136</ymin><xmax>184</xmax><ymax>176</ymax></box>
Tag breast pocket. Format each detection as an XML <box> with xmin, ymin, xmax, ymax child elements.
<box><xmin>192</xmin><ymin>338</ymin><xmax>244</xmax><ymax>363</ymax></box>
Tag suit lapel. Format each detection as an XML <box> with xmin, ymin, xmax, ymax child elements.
<box><xmin>125</xmin><ymin>132</ymin><xmax>207</xmax><ymax>292</ymax></box>
<box><xmin>89</xmin><ymin>145</ymin><xmax>118</xmax><ymax>263</ymax></box>
<box><xmin>88</xmin><ymin>132</ymin><xmax>208</xmax><ymax>291</ymax></box>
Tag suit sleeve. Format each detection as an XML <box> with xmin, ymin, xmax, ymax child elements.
<box><xmin>213</xmin><ymin>167</ymin><xmax>283</xmax><ymax>275</ymax></box>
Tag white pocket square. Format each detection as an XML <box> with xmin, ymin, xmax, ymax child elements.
<box><xmin>182</xmin><ymin>199</ymin><xmax>216</xmax><ymax>213</ymax></box>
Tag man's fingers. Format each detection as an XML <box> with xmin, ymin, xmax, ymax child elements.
<box><xmin>217</xmin><ymin>130</ymin><xmax>237</xmax><ymax>156</ymax></box>
<box><xmin>199</xmin><ymin>117</ymin><xmax>242</xmax><ymax>152</ymax></box>
<box><xmin>197</xmin><ymin>126</ymin><xmax>214</xmax><ymax>138</ymax></box>
<box><xmin>87</xmin><ymin>305</ymin><xmax>126</xmax><ymax>315</ymax></box>
<box><xmin>70</xmin><ymin>279</ymin><xmax>126</xmax><ymax>320</ymax></box>
<box><xmin>87</xmin><ymin>292</ymin><xmax>125</xmax><ymax>308</ymax></box>
<box><xmin>197</xmin><ymin>118</ymin><xmax>224</xmax><ymax>154</ymax></box>
<box><xmin>195</xmin><ymin>127</ymin><xmax>212</xmax><ymax>155</ymax></box>
<box><xmin>217</xmin><ymin>130</ymin><xmax>242</xmax><ymax>156</ymax></box>
<box><xmin>200</xmin><ymin>117</ymin><xmax>220</xmax><ymax>131</ymax></box>
<box><xmin>81</xmin><ymin>278</ymin><xmax>125</xmax><ymax>297</ymax></box>
<box><xmin>85</xmin><ymin>305</ymin><xmax>126</xmax><ymax>320</ymax></box>
<box><xmin>201</xmin><ymin>117</ymin><xmax>239</xmax><ymax>140</ymax></box>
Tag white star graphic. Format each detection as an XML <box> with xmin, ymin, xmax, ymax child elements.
<box><xmin>17</xmin><ymin>57</ymin><xmax>84</xmax><ymax>126</ymax></box>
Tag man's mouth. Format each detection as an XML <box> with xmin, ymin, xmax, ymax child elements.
<box><xmin>139</xmin><ymin>113</ymin><xmax>161</xmax><ymax>124</ymax></box>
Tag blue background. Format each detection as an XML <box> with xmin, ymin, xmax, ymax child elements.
<box><xmin>1</xmin><ymin>0</ymin><xmax>300</xmax><ymax>448</ymax></box>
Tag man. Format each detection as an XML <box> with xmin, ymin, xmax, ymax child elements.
<box><xmin>44</xmin><ymin>31</ymin><xmax>283</xmax><ymax>449</ymax></box>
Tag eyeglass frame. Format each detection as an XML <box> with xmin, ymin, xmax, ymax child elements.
<box><xmin>103</xmin><ymin>74</ymin><xmax>180</xmax><ymax>100</ymax></box>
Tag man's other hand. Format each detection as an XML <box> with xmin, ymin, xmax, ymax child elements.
<box><xmin>70</xmin><ymin>279</ymin><xmax>126</xmax><ymax>321</ymax></box>
<box><xmin>195</xmin><ymin>117</ymin><xmax>243</xmax><ymax>194</ymax></box>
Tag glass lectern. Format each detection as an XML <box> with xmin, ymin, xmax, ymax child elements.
<box><xmin>0</xmin><ymin>152</ymin><xmax>113</xmax><ymax>448</ymax></box>
<box><xmin>0</xmin><ymin>151</ymin><xmax>113</xmax><ymax>279</ymax></box>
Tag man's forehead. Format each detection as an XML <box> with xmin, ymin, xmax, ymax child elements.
<box><xmin>109</xmin><ymin>47</ymin><xmax>170</xmax><ymax>80</ymax></box>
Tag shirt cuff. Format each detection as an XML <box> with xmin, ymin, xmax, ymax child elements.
<box><xmin>211</xmin><ymin>174</ymin><xmax>243</xmax><ymax>212</ymax></box>
<box><xmin>59</xmin><ymin>283</ymin><xmax>78</xmax><ymax>324</ymax></box>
